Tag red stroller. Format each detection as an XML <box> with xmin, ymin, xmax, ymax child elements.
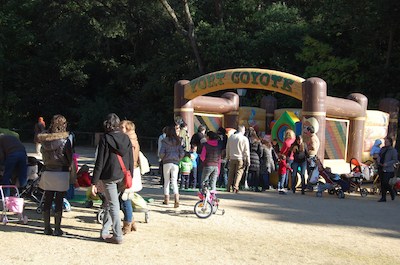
<box><xmin>340</xmin><ymin>158</ymin><xmax>369</xmax><ymax>197</ymax></box>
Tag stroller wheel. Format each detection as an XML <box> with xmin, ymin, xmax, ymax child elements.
<box><xmin>337</xmin><ymin>190</ymin><xmax>345</xmax><ymax>199</ymax></box>
<box><xmin>328</xmin><ymin>189</ymin><xmax>335</xmax><ymax>195</ymax></box>
<box><xmin>36</xmin><ymin>207</ymin><xmax>43</xmax><ymax>214</ymax></box>
<box><xmin>84</xmin><ymin>200</ymin><xmax>93</xmax><ymax>208</ymax></box>
<box><xmin>316</xmin><ymin>191</ymin><xmax>322</xmax><ymax>197</ymax></box>
<box><xmin>145</xmin><ymin>212</ymin><xmax>149</xmax><ymax>223</ymax></box>
<box><xmin>97</xmin><ymin>209</ymin><xmax>105</xmax><ymax>224</ymax></box>
<box><xmin>360</xmin><ymin>188</ymin><xmax>368</xmax><ymax>197</ymax></box>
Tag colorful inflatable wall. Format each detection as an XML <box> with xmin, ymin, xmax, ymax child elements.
<box><xmin>362</xmin><ymin>110</ymin><xmax>389</xmax><ymax>161</ymax></box>
<box><xmin>238</xmin><ymin>107</ymin><xmax>266</xmax><ymax>133</ymax></box>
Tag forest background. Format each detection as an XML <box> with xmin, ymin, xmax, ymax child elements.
<box><xmin>1</xmin><ymin>0</ymin><xmax>399</xmax><ymax>140</ymax></box>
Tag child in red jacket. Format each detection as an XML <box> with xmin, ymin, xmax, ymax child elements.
<box><xmin>278</xmin><ymin>154</ymin><xmax>292</xmax><ymax>194</ymax></box>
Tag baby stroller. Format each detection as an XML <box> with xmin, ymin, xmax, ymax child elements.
<box><xmin>362</xmin><ymin>159</ymin><xmax>381</xmax><ymax>195</ymax></box>
<box><xmin>95</xmin><ymin>192</ymin><xmax>150</xmax><ymax>224</ymax></box>
<box><xmin>20</xmin><ymin>157</ymin><xmax>44</xmax><ymax>204</ymax></box>
<box><xmin>0</xmin><ymin>185</ymin><xmax>28</xmax><ymax>225</ymax></box>
<box><xmin>340</xmin><ymin>158</ymin><xmax>369</xmax><ymax>197</ymax></box>
<box><xmin>309</xmin><ymin>157</ymin><xmax>349</xmax><ymax>199</ymax></box>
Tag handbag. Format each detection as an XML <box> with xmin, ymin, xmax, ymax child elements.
<box><xmin>116</xmin><ymin>154</ymin><xmax>132</xmax><ymax>189</ymax></box>
<box><xmin>139</xmin><ymin>151</ymin><xmax>150</xmax><ymax>175</ymax></box>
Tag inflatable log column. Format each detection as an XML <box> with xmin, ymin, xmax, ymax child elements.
<box><xmin>174</xmin><ymin>80</ymin><xmax>239</xmax><ymax>137</ymax></box>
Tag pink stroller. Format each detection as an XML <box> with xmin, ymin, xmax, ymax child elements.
<box><xmin>0</xmin><ymin>185</ymin><xmax>28</xmax><ymax>225</ymax></box>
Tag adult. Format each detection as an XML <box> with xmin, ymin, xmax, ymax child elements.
<box><xmin>159</xmin><ymin>125</ymin><xmax>185</xmax><ymax>208</ymax></box>
<box><xmin>38</xmin><ymin>115</ymin><xmax>73</xmax><ymax>236</ymax></box>
<box><xmin>280</xmin><ymin>129</ymin><xmax>295</xmax><ymax>189</ymax></box>
<box><xmin>377</xmin><ymin>137</ymin><xmax>398</xmax><ymax>202</ymax></box>
<box><xmin>190</xmin><ymin>125</ymin><xmax>207</xmax><ymax>187</ymax></box>
<box><xmin>247</xmin><ymin>127</ymin><xmax>262</xmax><ymax>192</ymax></box>
<box><xmin>216</xmin><ymin>127</ymin><xmax>228</xmax><ymax>188</ymax></box>
<box><xmin>0</xmin><ymin>134</ymin><xmax>28</xmax><ymax>196</ymax></box>
<box><xmin>157</xmin><ymin>127</ymin><xmax>167</xmax><ymax>185</ymax></box>
<box><xmin>190</xmin><ymin>125</ymin><xmax>207</xmax><ymax>154</ymax></box>
<box><xmin>290</xmin><ymin>135</ymin><xmax>308</xmax><ymax>194</ymax></box>
<box><xmin>304</xmin><ymin>125</ymin><xmax>320</xmax><ymax>188</ymax></box>
<box><xmin>91</xmin><ymin>113</ymin><xmax>133</xmax><ymax>244</ymax></box>
<box><xmin>179</xmin><ymin>121</ymin><xmax>190</xmax><ymax>152</ymax></box>
<box><xmin>200</xmin><ymin>131</ymin><xmax>222</xmax><ymax>191</ymax></box>
<box><xmin>120</xmin><ymin>120</ymin><xmax>140</xmax><ymax>234</ymax></box>
<box><xmin>226</xmin><ymin>125</ymin><xmax>250</xmax><ymax>193</ymax></box>
<box><xmin>34</xmin><ymin>116</ymin><xmax>46</xmax><ymax>155</ymax></box>
<box><xmin>260</xmin><ymin>139</ymin><xmax>276</xmax><ymax>191</ymax></box>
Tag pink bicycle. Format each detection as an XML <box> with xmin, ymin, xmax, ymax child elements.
<box><xmin>194</xmin><ymin>185</ymin><xmax>225</xmax><ymax>218</ymax></box>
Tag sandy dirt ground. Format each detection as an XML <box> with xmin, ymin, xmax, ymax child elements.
<box><xmin>0</xmin><ymin>144</ymin><xmax>399</xmax><ymax>265</ymax></box>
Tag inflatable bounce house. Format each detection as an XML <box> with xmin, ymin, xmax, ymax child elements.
<box><xmin>173</xmin><ymin>68</ymin><xmax>399</xmax><ymax>173</ymax></box>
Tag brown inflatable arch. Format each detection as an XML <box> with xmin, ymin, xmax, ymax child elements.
<box><xmin>174</xmin><ymin>68</ymin><xmax>398</xmax><ymax>163</ymax></box>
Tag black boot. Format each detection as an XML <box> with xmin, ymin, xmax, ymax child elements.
<box><xmin>53</xmin><ymin>211</ymin><xmax>65</xmax><ymax>236</ymax></box>
<box><xmin>43</xmin><ymin>211</ymin><xmax>53</xmax><ymax>235</ymax></box>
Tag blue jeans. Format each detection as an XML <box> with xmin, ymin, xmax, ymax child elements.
<box><xmin>217</xmin><ymin>160</ymin><xmax>228</xmax><ymax>188</ymax></box>
<box><xmin>121</xmin><ymin>198</ymin><xmax>133</xmax><ymax>223</ymax></box>
<box><xmin>284</xmin><ymin>159</ymin><xmax>293</xmax><ymax>188</ymax></box>
<box><xmin>1</xmin><ymin>150</ymin><xmax>27</xmax><ymax>196</ymax></box>
<box><xmin>101</xmin><ymin>178</ymin><xmax>123</xmax><ymax>240</ymax></box>
<box><xmin>291</xmin><ymin>161</ymin><xmax>307</xmax><ymax>191</ymax></box>
<box><xmin>201</xmin><ymin>165</ymin><xmax>218</xmax><ymax>191</ymax></box>
<box><xmin>278</xmin><ymin>174</ymin><xmax>287</xmax><ymax>190</ymax></box>
<box><xmin>190</xmin><ymin>168</ymin><xmax>197</xmax><ymax>189</ymax></box>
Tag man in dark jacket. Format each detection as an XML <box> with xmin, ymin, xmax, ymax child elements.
<box><xmin>0</xmin><ymin>134</ymin><xmax>27</xmax><ymax>196</ymax></box>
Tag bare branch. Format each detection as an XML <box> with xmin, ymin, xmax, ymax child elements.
<box><xmin>159</xmin><ymin>0</ymin><xmax>188</xmax><ymax>36</ymax></box>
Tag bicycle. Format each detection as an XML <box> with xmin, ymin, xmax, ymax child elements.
<box><xmin>194</xmin><ymin>185</ymin><xmax>225</xmax><ymax>219</ymax></box>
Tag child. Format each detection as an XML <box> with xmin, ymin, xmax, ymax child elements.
<box><xmin>370</xmin><ymin>139</ymin><xmax>382</xmax><ymax>161</ymax></box>
<box><xmin>76</xmin><ymin>164</ymin><xmax>92</xmax><ymax>187</ymax></box>
<box><xmin>179</xmin><ymin>152</ymin><xmax>193</xmax><ymax>190</ymax></box>
<box><xmin>278</xmin><ymin>154</ymin><xmax>292</xmax><ymax>194</ymax></box>
<box><xmin>189</xmin><ymin>144</ymin><xmax>198</xmax><ymax>189</ymax></box>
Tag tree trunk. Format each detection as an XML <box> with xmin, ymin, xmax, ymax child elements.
<box><xmin>384</xmin><ymin>27</ymin><xmax>393</xmax><ymax>69</ymax></box>
<box><xmin>159</xmin><ymin>0</ymin><xmax>205</xmax><ymax>74</ymax></box>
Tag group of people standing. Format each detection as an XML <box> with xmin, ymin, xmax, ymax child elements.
<box><xmin>29</xmin><ymin>113</ymin><xmax>142</xmax><ymax>244</ymax></box>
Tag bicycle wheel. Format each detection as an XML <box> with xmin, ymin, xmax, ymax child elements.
<box><xmin>194</xmin><ymin>200</ymin><xmax>213</xmax><ymax>219</ymax></box>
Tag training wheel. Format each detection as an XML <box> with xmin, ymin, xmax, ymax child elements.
<box><xmin>23</xmin><ymin>215</ymin><xmax>28</xmax><ymax>224</ymax></box>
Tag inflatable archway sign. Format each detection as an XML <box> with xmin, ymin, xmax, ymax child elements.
<box><xmin>183</xmin><ymin>68</ymin><xmax>305</xmax><ymax>100</ymax></box>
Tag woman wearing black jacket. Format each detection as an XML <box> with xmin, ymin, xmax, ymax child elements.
<box><xmin>91</xmin><ymin>113</ymin><xmax>133</xmax><ymax>244</ymax></box>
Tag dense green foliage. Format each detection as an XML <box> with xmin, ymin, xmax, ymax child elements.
<box><xmin>1</xmin><ymin>0</ymin><xmax>399</xmax><ymax>137</ymax></box>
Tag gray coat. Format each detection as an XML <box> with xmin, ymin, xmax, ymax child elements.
<box><xmin>377</xmin><ymin>146</ymin><xmax>398</xmax><ymax>173</ymax></box>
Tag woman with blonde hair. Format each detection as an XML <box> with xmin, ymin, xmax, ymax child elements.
<box><xmin>120</xmin><ymin>120</ymin><xmax>140</xmax><ymax>234</ymax></box>
<box><xmin>280</xmin><ymin>129</ymin><xmax>295</xmax><ymax>189</ymax></box>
